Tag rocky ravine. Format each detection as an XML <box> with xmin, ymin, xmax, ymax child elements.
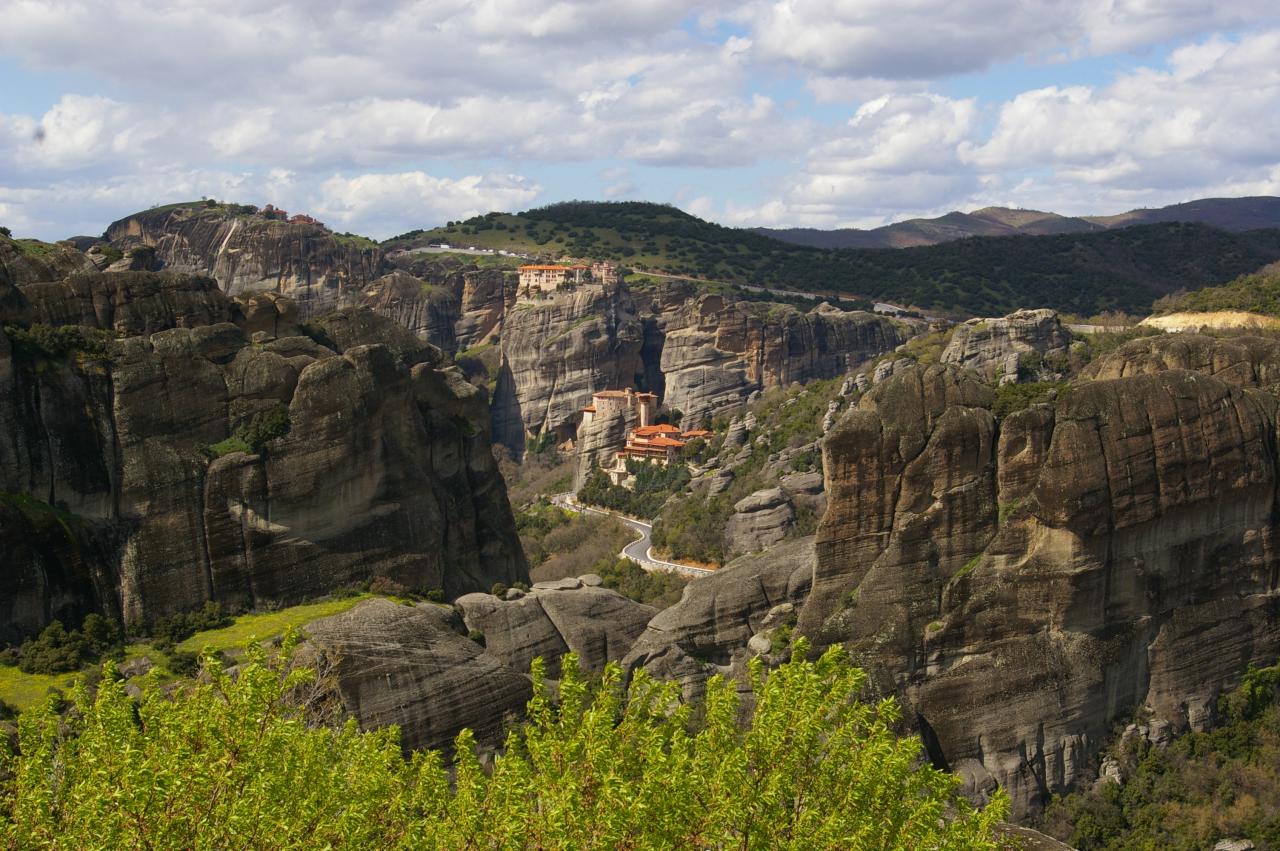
<box><xmin>0</xmin><ymin>270</ymin><xmax>527</xmax><ymax>643</ymax></box>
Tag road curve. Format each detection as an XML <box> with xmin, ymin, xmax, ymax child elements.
<box><xmin>550</xmin><ymin>493</ymin><xmax>715</xmax><ymax>578</ymax></box>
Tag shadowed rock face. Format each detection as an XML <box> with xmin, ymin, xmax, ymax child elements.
<box><xmin>0</xmin><ymin>301</ymin><xmax>527</xmax><ymax>641</ymax></box>
<box><xmin>106</xmin><ymin>207</ymin><xmax>383</xmax><ymax>317</ymax></box>
<box><xmin>804</xmin><ymin>362</ymin><xmax>1280</xmax><ymax>816</ymax></box>
<box><xmin>20</xmin><ymin>271</ymin><xmax>235</xmax><ymax>335</ymax></box>
<box><xmin>624</xmin><ymin>536</ymin><xmax>814</xmax><ymax>702</ymax></box>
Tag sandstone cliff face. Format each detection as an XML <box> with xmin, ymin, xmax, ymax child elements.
<box><xmin>1083</xmin><ymin>332</ymin><xmax>1280</xmax><ymax>388</ymax></box>
<box><xmin>106</xmin><ymin>207</ymin><xmax>383</xmax><ymax>317</ymax></box>
<box><xmin>654</xmin><ymin>292</ymin><xmax>910</xmax><ymax>426</ymax></box>
<box><xmin>0</xmin><ymin>236</ymin><xmax>93</xmax><ymax>289</ymax></box>
<box><xmin>492</xmin><ymin>283</ymin><xmax>645</xmax><ymax>449</ymax></box>
<box><xmin>0</xmin><ymin>295</ymin><xmax>527</xmax><ymax>640</ymax></box>
<box><xmin>803</xmin><ymin>362</ymin><xmax>1280</xmax><ymax>816</ymax></box>
<box><xmin>941</xmin><ymin>309</ymin><xmax>1071</xmax><ymax>383</ymax></box>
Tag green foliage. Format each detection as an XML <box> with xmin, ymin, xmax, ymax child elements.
<box><xmin>145</xmin><ymin>601</ymin><xmax>233</xmax><ymax>647</ymax></box>
<box><xmin>594</xmin><ymin>558</ymin><xmax>688</xmax><ymax>609</ymax></box>
<box><xmin>991</xmin><ymin>381</ymin><xmax>1066</xmax><ymax>418</ymax></box>
<box><xmin>1039</xmin><ymin>660</ymin><xmax>1280</xmax><ymax>850</ymax></box>
<box><xmin>204</xmin><ymin>404</ymin><xmax>291</xmax><ymax>459</ymax></box>
<box><xmin>2</xmin><ymin>324</ymin><xmax>112</xmax><ymax>364</ymax></box>
<box><xmin>1155</xmin><ymin>269</ymin><xmax>1280</xmax><ymax>316</ymax></box>
<box><xmin>0</xmin><ymin>638</ymin><xmax>1007</xmax><ymax>848</ymax></box>
<box><xmin>576</xmin><ymin>463</ymin><xmax>687</xmax><ymax>520</ymax></box>
<box><xmin>13</xmin><ymin>616</ymin><xmax>123</xmax><ymax>675</ymax></box>
<box><xmin>491</xmin><ymin>582</ymin><xmax>508</xmax><ymax>598</ymax></box>
<box><xmin>650</xmin><ymin>490</ymin><xmax>733</xmax><ymax>566</ymax></box>
<box><xmin>525</xmin><ymin>431</ymin><xmax>557</xmax><ymax>456</ymax></box>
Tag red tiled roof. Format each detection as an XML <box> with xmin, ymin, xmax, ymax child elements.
<box><xmin>520</xmin><ymin>264</ymin><xmax>588</xmax><ymax>271</ymax></box>
<box><xmin>646</xmin><ymin>436</ymin><xmax>685</xmax><ymax>448</ymax></box>
<box><xmin>593</xmin><ymin>389</ymin><xmax>632</xmax><ymax>399</ymax></box>
<box><xmin>581</xmin><ymin>405</ymin><xmax>596</xmax><ymax>413</ymax></box>
<box><xmin>633</xmin><ymin>424</ymin><xmax>681</xmax><ymax>436</ymax></box>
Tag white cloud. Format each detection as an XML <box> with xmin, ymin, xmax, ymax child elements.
<box><xmin>1</xmin><ymin>0</ymin><xmax>1280</xmax><ymax>239</ymax></box>
<box><xmin>313</xmin><ymin>171</ymin><xmax>542</xmax><ymax>237</ymax></box>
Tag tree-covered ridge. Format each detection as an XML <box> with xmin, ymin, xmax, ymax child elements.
<box><xmin>1155</xmin><ymin>267</ymin><xmax>1280</xmax><ymax>316</ymax></box>
<box><xmin>1</xmin><ymin>637</ymin><xmax>1007</xmax><ymax>850</ymax></box>
<box><xmin>391</xmin><ymin>201</ymin><xmax>1280</xmax><ymax>317</ymax></box>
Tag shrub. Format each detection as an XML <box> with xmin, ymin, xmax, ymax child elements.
<box><xmin>0</xmin><ymin>638</ymin><xmax>1008</xmax><ymax>848</ymax></box>
<box><xmin>3</xmin><ymin>324</ymin><xmax>112</xmax><ymax>364</ymax></box>
<box><xmin>204</xmin><ymin>404</ymin><xmax>291</xmax><ymax>459</ymax></box>
<box><xmin>13</xmin><ymin>616</ymin><xmax>124</xmax><ymax>675</ymax></box>
<box><xmin>490</xmin><ymin>583</ymin><xmax>508</xmax><ymax>598</ymax></box>
<box><xmin>368</xmin><ymin>576</ymin><xmax>409</xmax><ymax>597</ymax></box>
<box><xmin>146</xmin><ymin>601</ymin><xmax>232</xmax><ymax>646</ymax></box>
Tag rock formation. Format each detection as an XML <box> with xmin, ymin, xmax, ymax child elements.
<box><xmin>800</xmin><ymin>361</ymin><xmax>1280</xmax><ymax>816</ymax></box>
<box><xmin>105</xmin><ymin>205</ymin><xmax>383</xmax><ymax>317</ymax></box>
<box><xmin>0</xmin><ymin>277</ymin><xmax>527</xmax><ymax>641</ymax></box>
<box><xmin>353</xmin><ymin>270</ymin><xmax>460</xmax><ymax>353</ymax></box>
<box><xmin>724</xmin><ymin>487</ymin><xmax>795</xmax><ymax>558</ymax></box>
<box><xmin>305</xmin><ymin>598</ymin><xmax>533</xmax><ymax>753</ymax></box>
<box><xmin>654</xmin><ymin>291</ymin><xmax>912</xmax><ymax>427</ymax></box>
<box><xmin>19</xmin><ymin>271</ymin><xmax>235</xmax><ymax>335</ymax></box>
<box><xmin>941</xmin><ymin>309</ymin><xmax>1071</xmax><ymax>383</ymax></box>
<box><xmin>1083</xmin><ymin>332</ymin><xmax>1280</xmax><ymax>388</ymax></box>
<box><xmin>456</xmin><ymin>576</ymin><xmax>656</xmax><ymax>676</ymax></box>
<box><xmin>491</xmin><ymin>283</ymin><xmax>645</xmax><ymax>450</ymax></box>
<box><xmin>624</xmin><ymin>536</ymin><xmax>814</xmax><ymax>702</ymax></box>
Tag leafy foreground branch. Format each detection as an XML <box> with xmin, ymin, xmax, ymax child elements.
<box><xmin>1</xmin><ymin>637</ymin><xmax>1007</xmax><ymax>850</ymax></box>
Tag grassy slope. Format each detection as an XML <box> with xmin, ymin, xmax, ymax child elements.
<box><xmin>384</xmin><ymin>202</ymin><xmax>1280</xmax><ymax>317</ymax></box>
<box><xmin>0</xmin><ymin>596</ymin><xmax>369</xmax><ymax>711</ymax></box>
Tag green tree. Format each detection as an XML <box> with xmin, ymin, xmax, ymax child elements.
<box><xmin>2</xmin><ymin>638</ymin><xmax>1007</xmax><ymax>849</ymax></box>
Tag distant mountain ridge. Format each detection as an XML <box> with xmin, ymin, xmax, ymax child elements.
<box><xmin>755</xmin><ymin>196</ymin><xmax>1280</xmax><ymax>249</ymax></box>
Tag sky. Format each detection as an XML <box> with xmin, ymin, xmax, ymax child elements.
<box><xmin>2</xmin><ymin>0</ymin><xmax>1280</xmax><ymax>241</ymax></box>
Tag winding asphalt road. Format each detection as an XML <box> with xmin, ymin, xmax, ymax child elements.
<box><xmin>551</xmin><ymin>493</ymin><xmax>714</xmax><ymax>578</ymax></box>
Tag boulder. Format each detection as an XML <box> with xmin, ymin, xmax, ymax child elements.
<box><xmin>306</xmin><ymin>598</ymin><xmax>532</xmax><ymax>753</ymax></box>
<box><xmin>724</xmin><ymin>487</ymin><xmax>795</xmax><ymax>558</ymax></box>
<box><xmin>457</xmin><ymin>582</ymin><xmax>656</xmax><ymax>676</ymax></box>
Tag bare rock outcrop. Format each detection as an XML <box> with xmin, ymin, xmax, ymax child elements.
<box><xmin>492</xmin><ymin>283</ymin><xmax>644</xmax><ymax>449</ymax></box>
<box><xmin>1083</xmin><ymin>332</ymin><xmax>1280</xmax><ymax>388</ymax></box>
<box><xmin>724</xmin><ymin>487</ymin><xmax>795</xmax><ymax>558</ymax></box>
<box><xmin>354</xmin><ymin>270</ymin><xmax>460</xmax><ymax>353</ymax></box>
<box><xmin>105</xmin><ymin>205</ymin><xmax>383</xmax><ymax>317</ymax></box>
<box><xmin>305</xmin><ymin>598</ymin><xmax>533</xmax><ymax>753</ymax></box>
<box><xmin>804</xmin><ymin>362</ymin><xmax>1280</xmax><ymax>816</ymax></box>
<box><xmin>19</xmin><ymin>271</ymin><xmax>235</xmax><ymax>335</ymax></box>
<box><xmin>623</xmin><ymin>536</ymin><xmax>813</xmax><ymax>702</ymax></box>
<box><xmin>656</xmin><ymin>292</ymin><xmax>910</xmax><ymax>426</ymax></box>
<box><xmin>941</xmin><ymin>308</ymin><xmax>1070</xmax><ymax>383</ymax></box>
<box><xmin>456</xmin><ymin>578</ymin><xmax>656</xmax><ymax>676</ymax></box>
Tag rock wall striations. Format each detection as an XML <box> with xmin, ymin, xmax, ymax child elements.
<box><xmin>0</xmin><ymin>281</ymin><xmax>527</xmax><ymax>642</ymax></box>
<box><xmin>802</xmin><ymin>361</ymin><xmax>1280</xmax><ymax>816</ymax></box>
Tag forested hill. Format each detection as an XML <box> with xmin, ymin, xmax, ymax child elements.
<box><xmin>392</xmin><ymin>202</ymin><xmax>1280</xmax><ymax>317</ymax></box>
